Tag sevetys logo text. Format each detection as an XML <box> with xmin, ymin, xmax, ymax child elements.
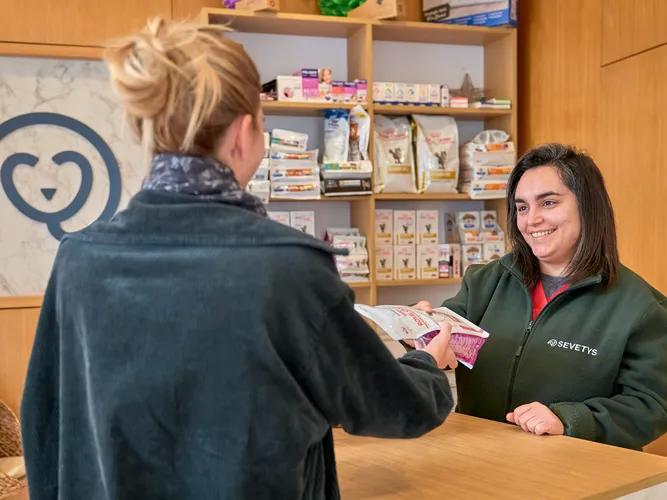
<box><xmin>547</xmin><ymin>339</ymin><xmax>598</xmax><ymax>356</ymax></box>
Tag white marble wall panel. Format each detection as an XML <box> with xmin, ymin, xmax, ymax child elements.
<box><xmin>0</xmin><ymin>57</ymin><xmax>144</xmax><ymax>295</ymax></box>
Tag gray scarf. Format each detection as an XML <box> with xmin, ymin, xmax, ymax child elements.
<box><xmin>142</xmin><ymin>154</ymin><xmax>266</xmax><ymax>216</ymax></box>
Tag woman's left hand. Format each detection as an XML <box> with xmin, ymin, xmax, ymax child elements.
<box><xmin>506</xmin><ymin>402</ymin><xmax>565</xmax><ymax>436</ymax></box>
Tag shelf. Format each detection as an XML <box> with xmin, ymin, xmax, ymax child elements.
<box><xmin>346</xmin><ymin>281</ymin><xmax>371</xmax><ymax>289</ymax></box>
<box><xmin>377</xmin><ymin>278</ymin><xmax>462</xmax><ymax>287</ymax></box>
<box><xmin>202</xmin><ymin>8</ymin><xmax>368</xmax><ymax>38</ymax></box>
<box><xmin>262</xmin><ymin>100</ymin><xmax>362</xmax><ymax>116</ymax></box>
<box><xmin>374</xmin><ymin>193</ymin><xmax>471</xmax><ymax>201</ymax></box>
<box><xmin>268</xmin><ymin>195</ymin><xmax>371</xmax><ymax>203</ymax></box>
<box><xmin>373</xmin><ymin>104</ymin><xmax>511</xmax><ymax>119</ymax></box>
<box><xmin>372</xmin><ymin>20</ymin><xmax>514</xmax><ymax>45</ymax></box>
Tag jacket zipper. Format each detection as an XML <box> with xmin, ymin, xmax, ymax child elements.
<box><xmin>504</xmin><ymin>276</ymin><xmax>601</xmax><ymax>413</ymax></box>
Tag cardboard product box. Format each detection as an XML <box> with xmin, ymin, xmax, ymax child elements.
<box><xmin>394</xmin><ymin>245</ymin><xmax>416</xmax><ymax>280</ymax></box>
<box><xmin>417</xmin><ymin>210</ymin><xmax>439</xmax><ymax>244</ymax></box>
<box><xmin>428</xmin><ymin>83</ymin><xmax>442</xmax><ymax>105</ymax></box>
<box><xmin>276</xmin><ymin>75</ymin><xmax>303</xmax><ymax>101</ymax></box>
<box><xmin>267</xmin><ymin>211</ymin><xmax>290</xmax><ymax>226</ymax></box>
<box><xmin>375</xmin><ymin>246</ymin><xmax>393</xmax><ymax>280</ymax></box>
<box><xmin>459</xmin><ymin>179</ymin><xmax>508</xmax><ymax>199</ymax></box>
<box><xmin>290</xmin><ymin>211</ymin><xmax>316</xmax><ymax>237</ymax></box>
<box><xmin>459</xmin><ymin>228</ymin><xmax>483</xmax><ymax>244</ymax></box>
<box><xmin>483</xmin><ymin>242</ymin><xmax>505</xmax><ymax>261</ymax></box>
<box><xmin>235</xmin><ymin>0</ymin><xmax>280</xmax><ymax>11</ymax></box>
<box><xmin>394</xmin><ymin>82</ymin><xmax>408</xmax><ymax>104</ymax></box>
<box><xmin>457</xmin><ymin>211</ymin><xmax>480</xmax><ymax>230</ymax></box>
<box><xmin>375</xmin><ymin>209</ymin><xmax>393</xmax><ymax>245</ymax></box>
<box><xmin>355</xmin><ymin>79</ymin><xmax>368</xmax><ymax>104</ymax></box>
<box><xmin>417</xmin><ymin>84</ymin><xmax>430</xmax><ymax>105</ymax></box>
<box><xmin>481</xmin><ymin>226</ymin><xmax>505</xmax><ymax>243</ymax></box>
<box><xmin>440</xmin><ymin>84</ymin><xmax>450</xmax><ymax>107</ymax></box>
<box><xmin>263</xmin><ymin>132</ymin><xmax>270</xmax><ymax>158</ymax></box>
<box><xmin>444</xmin><ymin>213</ymin><xmax>460</xmax><ymax>243</ymax></box>
<box><xmin>462</xmin><ymin>243</ymin><xmax>483</xmax><ymax>272</ymax></box>
<box><xmin>423</xmin><ymin>0</ymin><xmax>518</xmax><ymax>27</ymax></box>
<box><xmin>480</xmin><ymin>210</ymin><xmax>498</xmax><ymax>230</ymax></box>
<box><xmin>394</xmin><ymin>210</ymin><xmax>416</xmax><ymax>245</ymax></box>
<box><xmin>459</xmin><ymin>164</ymin><xmax>513</xmax><ymax>181</ymax></box>
<box><xmin>417</xmin><ymin>245</ymin><xmax>439</xmax><ymax>279</ymax></box>
<box><xmin>405</xmin><ymin>83</ymin><xmax>418</xmax><ymax>104</ymax></box>
<box><xmin>450</xmin><ymin>243</ymin><xmax>462</xmax><ymax>278</ymax></box>
<box><xmin>437</xmin><ymin>244</ymin><xmax>452</xmax><ymax>278</ymax></box>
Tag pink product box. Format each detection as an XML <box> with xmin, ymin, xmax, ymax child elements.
<box><xmin>300</xmin><ymin>68</ymin><xmax>320</xmax><ymax>99</ymax></box>
<box><xmin>332</xmin><ymin>81</ymin><xmax>345</xmax><ymax>102</ymax></box>
<box><xmin>355</xmin><ymin>79</ymin><xmax>367</xmax><ymax>103</ymax></box>
<box><xmin>343</xmin><ymin>82</ymin><xmax>357</xmax><ymax>102</ymax></box>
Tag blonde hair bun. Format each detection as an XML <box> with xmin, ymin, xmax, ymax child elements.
<box><xmin>105</xmin><ymin>17</ymin><xmax>260</xmax><ymax>156</ymax></box>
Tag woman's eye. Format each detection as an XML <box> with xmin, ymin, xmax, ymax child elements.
<box><xmin>543</xmin><ymin>200</ymin><xmax>556</xmax><ymax>207</ymax></box>
<box><xmin>516</xmin><ymin>205</ymin><xmax>527</xmax><ymax>213</ymax></box>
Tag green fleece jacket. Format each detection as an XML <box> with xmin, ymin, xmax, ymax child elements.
<box><xmin>442</xmin><ymin>254</ymin><xmax>667</xmax><ymax>450</ymax></box>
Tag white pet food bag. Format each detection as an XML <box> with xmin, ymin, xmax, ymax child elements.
<box><xmin>373</xmin><ymin>115</ymin><xmax>416</xmax><ymax>193</ymax></box>
<box><xmin>413</xmin><ymin>115</ymin><xmax>459</xmax><ymax>193</ymax></box>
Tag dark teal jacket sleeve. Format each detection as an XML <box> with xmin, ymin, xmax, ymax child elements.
<box><xmin>20</xmin><ymin>273</ymin><xmax>60</xmax><ymax>500</ymax></box>
<box><xmin>550</xmin><ymin>300</ymin><xmax>667</xmax><ymax>449</ymax></box>
<box><xmin>302</xmin><ymin>290</ymin><xmax>453</xmax><ymax>438</ymax></box>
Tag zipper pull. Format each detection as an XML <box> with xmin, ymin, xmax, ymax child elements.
<box><xmin>515</xmin><ymin>344</ymin><xmax>523</xmax><ymax>357</ymax></box>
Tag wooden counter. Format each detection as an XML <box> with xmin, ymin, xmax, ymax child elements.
<box><xmin>334</xmin><ymin>413</ymin><xmax>667</xmax><ymax>499</ymax></box>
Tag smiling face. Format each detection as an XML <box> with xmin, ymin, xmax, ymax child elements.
<box><xmin>514</xmin><ymin>165</ymin><xmax>582</xmax><ymax>276</ymax></box>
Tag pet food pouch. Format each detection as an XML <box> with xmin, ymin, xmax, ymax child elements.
<box><xmin>354</xmin><ymin>304</ymin><xmax>489</xmax><ymax>368</ymax></box>
<box><xmin>412</xmin><ymin>114</ymin><xmax>459</xmax><ymax>193</ymax></box>
<box><xmin>373</xmin><ymin>115</ymin><xmax>416</xmax><ymax>193</ymax></box>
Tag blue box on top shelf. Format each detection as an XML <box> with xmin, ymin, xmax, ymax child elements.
<box><xmin>423</xmin><ymin>0</ymin><xmax>518</xmax><ymax>27</ymax></box>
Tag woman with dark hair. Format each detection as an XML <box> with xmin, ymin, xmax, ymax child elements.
<box><xmin>416</xmin><ymin>143</ymin><xmax>667</xmax><ymax>450</ymax></box>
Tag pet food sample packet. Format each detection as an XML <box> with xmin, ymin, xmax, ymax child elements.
<box><xmin>354</xmin><ymin>304</ymin><xmax>489</xmax><ymax>368</ymax></box>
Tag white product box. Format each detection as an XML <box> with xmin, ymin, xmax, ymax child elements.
<box><xmin>394</xmin><ymin>245</ymin><xmax>416</xmax><ymax>280</ymax></box>
<box><xmin>394</xmin><ymin>210</ymin><xmax>416</xmax><ymax>245</ymax></box>
<box><xmin>290</xmin><ymin>211</ymin><xmax>315</xmax><ymax>237</ymax></box>
<box><xmin>417</xmin><ymin>84</ymin><xmax>430</xmax><ymax>104</ymax></box>
<box><xmin>457</xmin><ymin>211</ymin><xmax>480</xmax><ymax>230</ymax></box>
<box><xmin>375</xmin><ymin>209</ymin><xmax>393</xmax><ymax>245</ymax></box>
<box><xmin>374</xmin><ymin>81</ymin><xmax>395</xmax><ymax>103</ymax></box>
<box><xmin>428</xmin><ymin>83</ymin><xmax>442</xmax><ymax>105</ymax></box>
<box><xmin>417</xmin><ymin>245</ymin><xmax>439</xmax><ymax>279</ymax></box>
<box><xmin>394</xmin><ymin>82</ymin><xmax>408</xmax><ymax>104</ymax></box>
<box><xmin>483</xmin><ymin>242</ymin><xmax>505</xmax><ymax>261</ymax></box>
<box><xmin>481</xmin><ymin>226</ymin><xmax>505</xmax><ymax>243</ymax></box>
<box><xmin>405</xmin><ymin>83</ymin><xmax>418</xmax><ymax>103</ymax></box>
<box><xmin>451</xmin><ymin>243</ymin><xmax>462</xmax><ymax>278</ymax></box>
<box><xmin>417</xmin><ymin>210</ymin><xmax>439</xmax><ymax>244</ymax></box>
<box><xmin>263</xmin><ymin>132</ymin><xmax>270</xmax><ymax>158</ymax></box>
<box><xmin>375</xmin><ymin>246</ymin><xmax>393</xmax><ymax>280</ymax></box>
<box><xmin>277</xmin><ymin>75</ymin><xmax>303</xmax><ymax>101</ymax></box>
<box><xmin>480</xmin><ymin>210</ymin><xmax>498</xmax><ymax>230</ymax></box>
<box><xmin>440</xmin><ymin>84</ymin><xmax>450</xmax><ymax>107</ymax></box>
<box><xmin>267</xmin><ymin>211</ymin><xmax>291</xmax><ymax>226</ymax></box>
<box><xmin>459</xmin><ymin>228</ymin><xmax>483</xmax><ymax>244</ymax></box>
<box><xmin>462</xmin><ymin>243</ymin><xmax>483</xmax><ymax>271</ymax></box>
<box><xmin>437</xmin><ymin>243</ymin><xmax>454</xmax><ymax>278</ymax></box>
<box><xmin>444</xmin><ymin>213</ymin><xmax>460</xmax><ymax>243</ymax></box>
<box><xmin>459</xmin><ymin>179</ymin><xmax>508</xmax><ymax>199</ymax></box>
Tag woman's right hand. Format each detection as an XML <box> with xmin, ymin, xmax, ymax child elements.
<box><xmin>421</xmin><ymin>322</ymin><xmax>458</xmax><ymax>370</ymax></box>
<box><xmin>413</xmin><ymin>300</ymin><xmax>433</xmax><ymax>314</ymax></box>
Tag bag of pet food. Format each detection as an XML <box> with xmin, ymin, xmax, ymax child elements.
<box><xmin>412</xmin><ymin>114</ymin><xmax>459</xmax><ymax>193</ymax></box>
<box><xmin>373</xmin><ymin>115</ymin><xmax>416</xmax><ymax>193</ymax></box>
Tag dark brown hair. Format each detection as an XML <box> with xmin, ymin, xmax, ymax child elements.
<box><xmin>507</xmin><ymin>143</ymin><xmax>619</xmax><ymax>289</ymax></box>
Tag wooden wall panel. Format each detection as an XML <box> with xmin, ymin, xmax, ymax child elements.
<box><xmin>0</xmin><ymin>0</ymin><xmax>171</xmax><ymax>47</ymax></box>
<box><xmin>518</xmin><ymin>0</ymin><xmax>601</xmax><ymax>155</ymax></box>
<box><xmin>599</xmin><ymin>45</ymin><xmax>667</xmax><ymax>293</ymax></box>
<box><xmin>174</xmin><ymin>0</ymin><xmax>320</xmax><ymax>19</ymax></box>
<box><xmin>602</xmin><ymin>0</ymin><xmax>667</xmax><ymax>66</ymax></box>
<box><xmin>0</xmin><ymin>307</ymin><xmax>39</xmax><ymax>416</ymax></box>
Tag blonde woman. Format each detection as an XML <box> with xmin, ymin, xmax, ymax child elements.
<box><xmin>20</xmin><ymin>18</ymin><xmax>457</xmax><ymax>500</ymax></box>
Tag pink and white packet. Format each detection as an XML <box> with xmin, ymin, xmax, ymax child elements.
<box><xmin>354</xmin><ymin>304</ymin><xmax>489</xmax><ymax>368</ymax></box>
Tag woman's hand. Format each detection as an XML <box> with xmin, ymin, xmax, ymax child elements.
<box><xmin>413</xmin><ymin>300</ymin><xmax>433</xmax><ymax>314</ymax></box>
<box><xmin>506</xmin><ymin>402</ymin><xmax>565</xmax><ymax>435</ymax></box>
<box><xmin>421</xmin><ymin>322</ymin><xmax>458</xmax><ymax>370</ymax></box>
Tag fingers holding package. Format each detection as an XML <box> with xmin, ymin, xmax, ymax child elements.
<box><xmin>506</xmin><ymin>402</ymin><xmax>564</xmax><ymax>436</ymax></box>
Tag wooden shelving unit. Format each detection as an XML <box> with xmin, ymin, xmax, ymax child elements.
<box><xmin>262</xmin><ymin>100</ymin><xmax>361</xmax><ymax>116</ymax></box>
<box><xmin>377</xmin><ymin>278</ymin><xmax>462</xmax><ymax>287</ymax></box>
<box><xmin>203</xmin><ymin>8</ymin><xmax>517</xmax><ymax>305</ymax></box>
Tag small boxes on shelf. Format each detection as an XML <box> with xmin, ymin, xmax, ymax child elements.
<box><xmin>326</xmin><ymin>227</ymin><xmax>370</xmax><ymax>284</ymax></box>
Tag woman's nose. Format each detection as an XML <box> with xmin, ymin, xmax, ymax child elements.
<box><xmin>526</xmin><ymin>207</ymin><xmax>543</xmax><ymax>226</ymax></box>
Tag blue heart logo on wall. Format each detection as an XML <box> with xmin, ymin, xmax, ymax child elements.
<box><xmin>0</xmin><ymin>112</ymin><xmax>121</xmax><ymax>240</ymax></box>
